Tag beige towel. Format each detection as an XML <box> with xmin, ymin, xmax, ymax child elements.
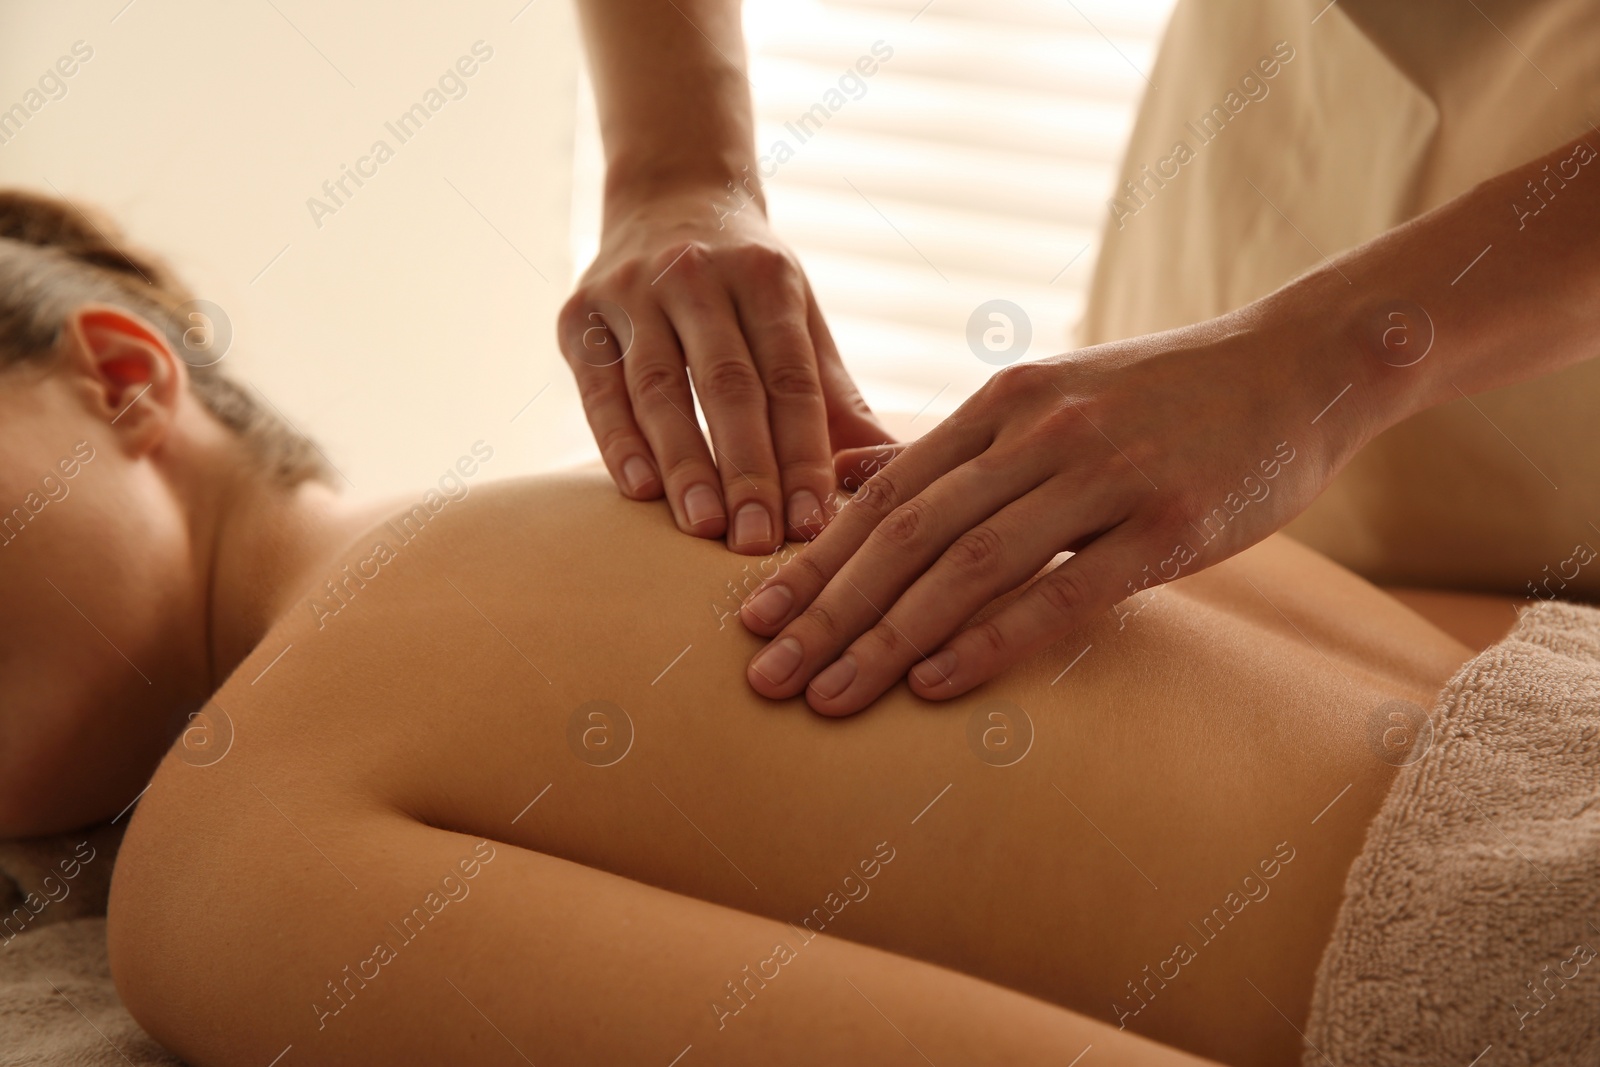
<box><xmin>0</xmin><ymin>917</ymin><xmax>183</xmax><ymax>1067</ymax></box>
<box><xmin>1306</xmin><ymin>599</ymin><xmax>1600</xmax><ymax>1065</ymax></box>
<box><xmin>0</xmin><ymin>821</ymin><xmax>125</xmax><ymax>931</ymax></box>
<box><xmin>0</xmin><ymin>822</ymin><xmax>183</xmax><ymax>1066</ymax></box>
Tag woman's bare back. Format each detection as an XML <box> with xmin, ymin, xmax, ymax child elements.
<box><xmin>109</xmin><ymin>471</ymin><xmax>1476</xmax><ymax>1066</ymax></box>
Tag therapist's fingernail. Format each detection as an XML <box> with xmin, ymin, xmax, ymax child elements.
<box><xmin>809</xmin><ymin>653</ymin><xmax>857</xmax><ymax>700</ymax></box>
<box><xmin>788</xmin><ymin>490</ymin><xmax>824</xmax><ymax>534</ymax></box>
<box><xmin>911</xmin><ymin>649</ymin><xmax>957</xmax><ymax>689</ymax></box>
<box><xmin>684</xmin><ymin>483</ymin><xmax>723</xmax><ymax>528</ymax></box>
<box><xmin>750</xmin><ymin>636</ymin><xmax>803</xmax><ymax>686</ymax></box>
<box><xmin>622</xmin><ymin>456</ymin><xmax>655</xmax><ymax>495</ymax></box>
<box><xmin>744</xmin><ymin>584</ymin><xmax>793</xmax><ymax>626</ymax></box>
<box><xmin>732</xmin><ymin>502</ymin><xmax>772</xmax><ymax>549</ymax></box>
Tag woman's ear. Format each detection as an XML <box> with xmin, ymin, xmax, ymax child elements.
<box><xmin>61</xmin><ymin>303</ymin><xmax>186</xmax><ymax>456</ymax></box>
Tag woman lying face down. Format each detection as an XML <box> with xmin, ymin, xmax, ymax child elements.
<box><xmin>0</xmin><ymin>191</ymin><xmax>1501</xmax><ymax>1066</ymax></box>
<box><xmin>0</xmin><ymin>191</ymin><xmax>398</xmax><ymax>838</ymax></box>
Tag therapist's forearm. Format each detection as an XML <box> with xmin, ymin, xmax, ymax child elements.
<box><xmin>1261</xmin><ymin>130</ymin><xmax>1600</xmax><ymax>438</ymax></box>
<box><xmin>572</xmin><ymin>0</ymin><xmax>762</xmax><ymax>215</ymax></box>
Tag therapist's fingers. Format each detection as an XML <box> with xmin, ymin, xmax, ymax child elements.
<box><xmin>739</xmin><ymin>422</ymin><xmax>990</xmax><ymax>640</ymax></box>
<box><xmin>800</xmin><ymin>483</ymin><xmax>1120</xmax><ymax>715</ymax></box>
<box><xmin>907</xmin><ymin>520</ymin><xmax>1156</xmax><ymax>701</ymax></box>
<box><xmin>742</xmin><ymin>451</ymin><xmax>1056</xmax><ymax>700</ymax></box>
<box><xmin>620</xmin><ymin>307</ymin><xmax>727</xmax><ymax>538</ymax></box>
<box><xmin>743</xmin><ymin>460</ymin><xmax>1020</xmax><ymax>700</ymax></box>
<box><xmin>834</xmin><ymin>442</ymin><xmax>910</xmax><ymax>491</ymax></box>
<box><xmin>557</xmin><ymin>298</ymin><xmax>661</xmax><ymax>500</ymax></box>
<box><xmin>660</xmin><ymin>267</ymin><xmax>784</xmax><ymax>555</ymax></box>
<box><xmin>730</xmin><ymin>261</ymin><xmax>836</xmax><ymax>541</ymax></box>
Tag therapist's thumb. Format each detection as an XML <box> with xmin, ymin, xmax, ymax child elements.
<box><xmin>834</xmin><ymin>442</ymin><xmax>909</xmax><ymax>490</ymax></box>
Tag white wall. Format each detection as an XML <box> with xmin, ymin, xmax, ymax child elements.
<box><xmin>0</xmin><ymin>0</ymin><xmax>590</xmax><ymax>495</ymax></box>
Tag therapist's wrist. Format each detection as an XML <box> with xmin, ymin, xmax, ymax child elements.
<box><xmin>1247</xmin><ymin>267</ymin><xmax>1427</xmax><ymax>463</ymax></box>
<box><xmin>601</xmin><ymin>154</ymin><xmax>769</xmax><ymax>234</ymax></box>
<box><xmin>602</xmin><ymin>111</ymin><xmax>766</xmax><ymax>218</ymax></box>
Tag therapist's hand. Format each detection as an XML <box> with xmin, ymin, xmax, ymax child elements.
<box><xmin>559</xmin><ymin>190</ymin><xmax>894</xmax><ymax>554</ymax></box>
<box><xmin>738</xmin><ymin>312</ymin><xmax>1385</xmax><ymax>715</ymax></box>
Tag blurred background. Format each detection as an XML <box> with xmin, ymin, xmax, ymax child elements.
<box><xmin>0</xmin><ymin>0</ymin><xmax>1174</xmax><ymax>495</ymax></box>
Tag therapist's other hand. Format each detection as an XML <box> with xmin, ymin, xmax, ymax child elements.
<box><xmin>740</xmin><ymin>317</ymin><xmax>1373</xmax><ymax>714</ymax></box>
<box><xmin>559</xmin><ymin>190</ymin><xmax>894</xmax><ymax>554</ymax></box>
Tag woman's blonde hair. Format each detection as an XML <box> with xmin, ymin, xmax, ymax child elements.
<box><xmin>0</xmin><ymin>188</ymin><xmax>332</xmax><ymax>485</ymax></box>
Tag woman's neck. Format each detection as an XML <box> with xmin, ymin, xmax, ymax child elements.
<box><xmin>201</xmin><ymin>465</ymin><xmax>391</xmax><ymax>691</ymax></box>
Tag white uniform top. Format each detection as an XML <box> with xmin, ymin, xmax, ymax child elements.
<box><xmin>1079</xmin><ymin>0</ymin><xmax>1600</xmax><ymax>598</ymax></box>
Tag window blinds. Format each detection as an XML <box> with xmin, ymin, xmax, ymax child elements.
<box><xmin>745</xmin><ymin>0</ymin><xmax>1175</xmax><ymax>418</ymax></box>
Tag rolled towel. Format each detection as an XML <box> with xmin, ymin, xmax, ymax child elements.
<box><xmin>1305</xmin><ymin>599</ymin><xmax>1600</xmax><ymax>1065</ymax></box>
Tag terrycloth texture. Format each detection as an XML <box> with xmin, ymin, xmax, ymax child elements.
<box><xmin>0</xmin><ymin>918</ymin><xmax>184</xmax><ymax>1067</ymax></box>
<box><xmin>1305</xmin><ymin>599</ymin><xmax>1600</xmax><ymax>1065</ymax></box>
<box><xmin>0</xmin><ymin>822</ymin><xmax>183</xmax><ymax>1066</ymax></box>
<box><xmin>0</xmin><ymin>821</ymin><xmax>125</xmax><ymax>930</ymax></box>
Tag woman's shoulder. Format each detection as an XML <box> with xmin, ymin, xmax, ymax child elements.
<box><xmin>360</xmin><ymin>462</ymin><xmax>635</xmax><ymax>553</ymax></box>
<box><xmin>285</xmin><ymin>465</ymin><xmax>682</xmax><ymax>636</ymax></box>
